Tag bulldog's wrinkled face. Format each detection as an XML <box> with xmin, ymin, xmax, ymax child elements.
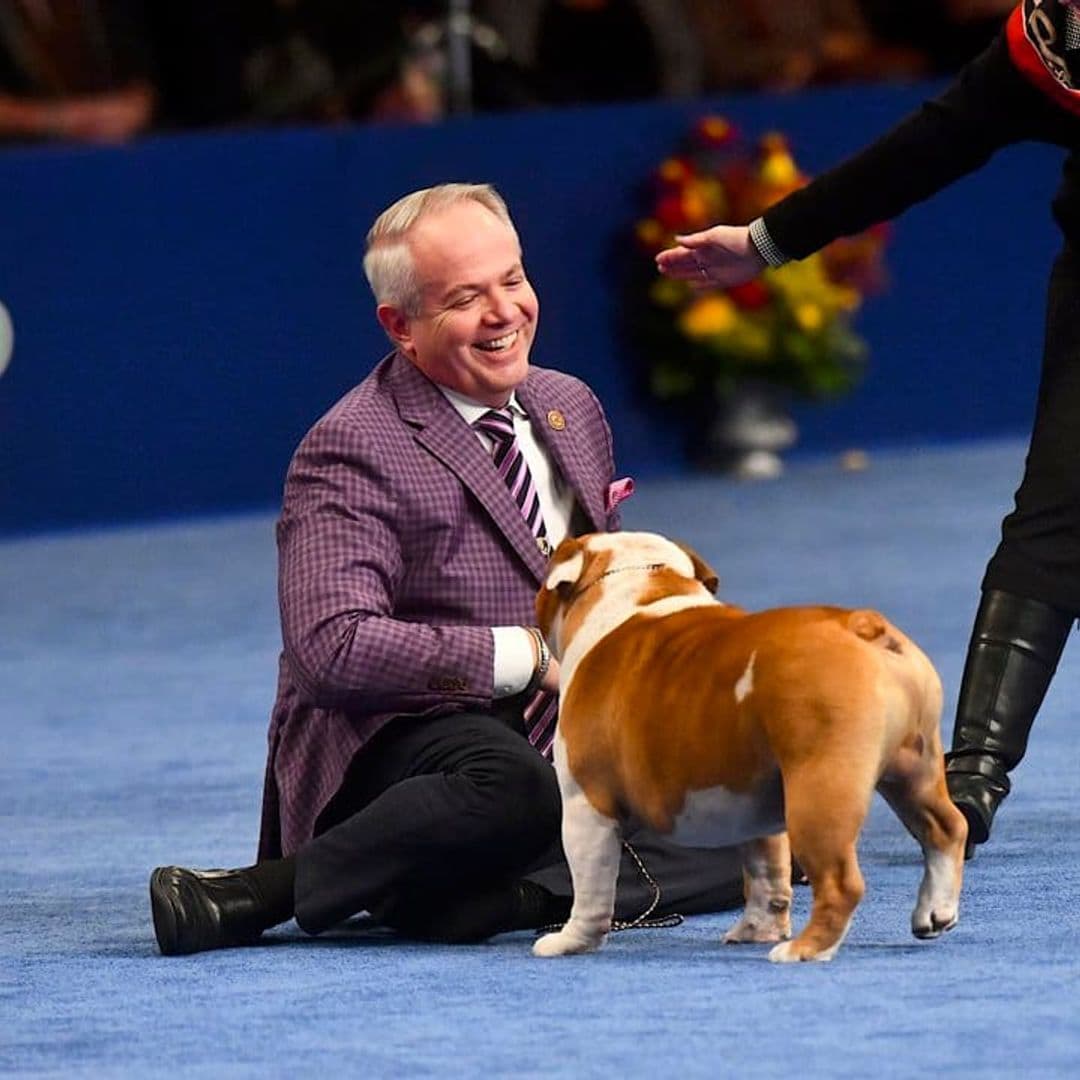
<box><xmin>536</xmin><ymin>531</ymin><xmax>719</xmax><ymax>658</ymax></box>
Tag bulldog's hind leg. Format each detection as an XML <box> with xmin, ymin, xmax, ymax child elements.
<box><xmin>770</xmin><ymin>760</ymin><xmax>875</xmax><ymax>963</ymax></box>
<box><xmin>878</xmin><ymin>760</ymin><xmax>967</xmax><ymax>940</ymax></box>
<box><xmin>533</xmin><ymin>735</ymin><xmax>621</xmax><ymax>958</ymax></box>
<box><xmin>723</xmin><ymin>832</ymin><xmax>793</xmax><ymax>945</ymax></box>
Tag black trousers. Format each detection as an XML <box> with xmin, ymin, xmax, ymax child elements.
<box><xmin>984</xmin><ymin>245</ymin><xmax>1080</xmax><ymax>616</ymax></box>
<box><xmin>293</xmin><ymin>702</ymin><xmax>743</xmax><ymax>935</ymax></box>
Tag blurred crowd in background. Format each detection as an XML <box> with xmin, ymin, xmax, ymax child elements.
<box><xmin>0</xmin><ymin>0</ymin><xmax>1014</xmax><ymax>145</ymax></box>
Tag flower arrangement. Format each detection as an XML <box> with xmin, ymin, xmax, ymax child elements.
<box><xmin>633</xmin><ymin>116</ymin><xmax>889</xmax><ymax>403</ymax></box>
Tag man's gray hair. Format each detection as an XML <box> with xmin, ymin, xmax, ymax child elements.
<box><xmin>363</xmin><ymin>183</ymin><xmax>518</xmax><ymax>315</ymax></box>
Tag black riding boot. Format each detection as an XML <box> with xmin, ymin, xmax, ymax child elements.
<box><xmin>945</xmin><ymin>589</ymin><xmax>1073</xmax><ymax>857</ymax></box>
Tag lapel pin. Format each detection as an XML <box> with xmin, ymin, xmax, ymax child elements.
<box><xmin>537</xmin><ymin>537</ymin><xmax>554</xmax><ymax>558</ymax></box>
<box><xmin>547</xmin><ymin>410</ymin><xmax>566</xmax><ymax>431</ymax></box>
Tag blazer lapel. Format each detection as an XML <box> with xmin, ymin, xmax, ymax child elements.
<box><xmin>517</xmin><ymin>379</ymin><xmax>606</xmax><ymax>533</ymax></box>
<box><xmin>389</xmin><ymin>356</ymin><xmax>550</xmax><ymax>580</ymax></box>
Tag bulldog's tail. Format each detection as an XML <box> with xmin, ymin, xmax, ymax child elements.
<box><xmin>849</xmin><ymin>608</ymin><xmax>945</xmax><ymax>754</ymax></box>
<box><xmin>847</xmin><ymin>609</ymin><xmax>903</xmax><ymax>653</ymax></box>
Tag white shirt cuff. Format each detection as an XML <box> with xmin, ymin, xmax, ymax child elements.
<box><xmin>492</xmin><ymin>626</ymin><xmax>536</xmax><ymax>698</ymax></box>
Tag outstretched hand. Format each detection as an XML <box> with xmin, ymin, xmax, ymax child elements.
<box><xmin>655</xmin><ymin>224</ymin><xmax>766</xmax><ymax>289</ymax></box>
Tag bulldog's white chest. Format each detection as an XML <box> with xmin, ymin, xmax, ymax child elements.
<box><xmin>669</xmin><ymin>776</ymin><xmax>786</xmax><ymax>847</ymax></box>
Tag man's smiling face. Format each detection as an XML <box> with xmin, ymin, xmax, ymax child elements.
<box><xmin>379</xmin><ymin>199</ymin><xmax>539</xmax><ymax>407</ymax></box>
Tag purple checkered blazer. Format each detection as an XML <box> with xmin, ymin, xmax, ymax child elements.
<box><xmin>258</xmin><ymin>352</ymin><xmax>622</xmax><ymax>858</ymax></box>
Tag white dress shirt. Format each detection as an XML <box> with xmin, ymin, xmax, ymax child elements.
<box><xmin>439</xmin><ymin>385</ymin><xmax>574</xmax><ymax>697</ymax></box>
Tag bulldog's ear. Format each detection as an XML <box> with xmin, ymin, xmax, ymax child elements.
<box><xmin>675</xmin><ymin>540</ymin><xmax>720</xmax><ymax>595</ymax></box>
<box><xmin>543</xmin><ymin>536</ymin><xmax>586</xmax><ymax>596</ymax></box>
<box><xmin>536</xmin><ymin>537</ymin><xmax>586</xmax><ymax>646</ymax></box>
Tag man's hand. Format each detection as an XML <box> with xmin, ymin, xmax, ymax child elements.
<box><xmin>655</xmin><ymin>224</ymin><xmax>766</xmax><ymax>289</ymax></box>
<box><xmin>540</xmin><ymin>654</ymin><xmax>560</xmax><ymax>695</ymax></box>
<box><xmin>53</xmin><ymin>84</ymin><xmax>154</xmax><ymax>143</ymax></box>
<box><xmin>0</xmin><ymin>83</ymin><xmax>155</xmax><ymax>144</ymax></box>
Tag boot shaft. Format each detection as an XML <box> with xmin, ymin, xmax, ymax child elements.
<box><xmin>950</xmin><ymin>589</ymin><xmax>1073</xmax><ymax>770</ymax></box>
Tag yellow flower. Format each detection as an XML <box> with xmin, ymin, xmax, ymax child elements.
<box><xmin>768</xmin><ymin>256</ymin><xmax>850</xmax><ymax>318</ymax></box>
<box><xmin>649</xmin><ymin>276</ymin><xmax>688</xmax><ymax>308</ymax></box>
<box><xmin>678</xmin><ymin>295</ymin><xmax>738</xmax><ymax>338</ymax></box>
<box><xmin>793</xmin><ymin>302</ymin><xmax>825</xmax><ymax>332</ymax></box>
<box><xmin>729</xmin><ymin>319</ymin><xmax>772</xmax><ymax>360</ymax></box>
<box><xmin>760</xmin><ymin>150</ymin><xmax>799</xmax><ymax>188</ymax></box>
<box><xmin>680</xmin><ymin>177</ymin><xmax>727</xmax><ymax>226</ymax></box>
<box><xmin>635</xmin><ymin>218</ymin><xmax>665</xmax><ymax>250</ymax></box>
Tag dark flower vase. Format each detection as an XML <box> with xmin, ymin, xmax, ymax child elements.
<box><xmin>694</xmin><ymin>380</ymin><xmax>798</xmax><ymax>478</ymax></box>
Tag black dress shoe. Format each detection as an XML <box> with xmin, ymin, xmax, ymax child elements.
<box><xmin>150</xmin><ymin>866</ymin><xmax>268</xmax><ymax>956</ymax></box>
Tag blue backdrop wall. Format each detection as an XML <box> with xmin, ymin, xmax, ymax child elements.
<box><xmin>0</xmin><ymin>84</ymin><xmax>1064</xmax><ymax>535</ymax></box>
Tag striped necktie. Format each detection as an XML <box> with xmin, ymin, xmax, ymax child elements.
<box><xmin>474</xmin><ymin>407</ymin><xmax>558</xmax><ymax>758</ymax></box>
<box><xmin>473</xmin><ymin>408</ymin><xmax>550</xmax><ymax>554</ymax></box>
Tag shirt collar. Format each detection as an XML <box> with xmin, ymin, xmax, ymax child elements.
<box><xmin>438</xmin><ymin>384</ymin><xmax>527</xmax><ymax>425</ymax></box>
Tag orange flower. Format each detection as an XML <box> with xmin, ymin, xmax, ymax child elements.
<box><xmin>674</xmin><ymin>177</ymin><xmax>724</xmax><ymax>226</ymax></box>
<box><xmin>694</xmin><ymin>116</ymin><xmax>737</xmax><ymax>147</ymax></box>
<box><xmin>678</xmin><ymin>295</ymin><xmax>739</xmax><ymax>338</ymax></box>
<box><xmin>759</xmin><ymin>132</ymin><xmax>789</xmax><ymax>154</ymax></box>
<box><xmin>635</xmin><ymin>218</ymin><xmax>665</xmax><ymax>252</ymax></box>
<box><xmin>657</xmin><ymin>157</ymin><xmax>693</xmax><ymax>185</ymax></box>
<box><xmin>680</xmin><ymin>188</ymin><xmax>710</xmax><ymax>229</ymax></box>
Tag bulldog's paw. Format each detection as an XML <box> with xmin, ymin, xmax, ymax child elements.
<box><xmin>768</xmin><ymin>940</ymin><xmax>836</xmax><ymax>964</ymax></box>
<box><xmin>532</xmin><ymin>929</ymin><xmax>606</xmax><ymax>957</ymax></box>
<box><xmin>723</xmin><ymin>915</ymin><xmax>790</xmax><ymax>944</ymax></box>
<box><xmin>911</xmin><ymin>906</ymin><xmax>959</xmax><ymax>940</ymax></box>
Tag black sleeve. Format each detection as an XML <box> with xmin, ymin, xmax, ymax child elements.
<box><xmin>762</xmin><ymin>32</ymin><xmax>1060</xmax><ymax>260</ymax></box>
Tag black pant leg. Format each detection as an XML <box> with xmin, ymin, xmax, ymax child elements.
<box><xmin>293</xmin><ymin>709</ymin><xmax>561</xmax><ymax>934</ymax></box>
<box><xmin>985</xmin><ymin>245</ymin><xmax>1080</xmax><ymax>614</ymax></box>
<box><xmin>522</xmin><ymin>823</ymin><xmax>745</xmax><ymax>922</ymax></box>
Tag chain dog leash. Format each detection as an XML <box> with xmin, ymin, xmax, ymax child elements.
<box><xmin>538</xmin><ymin>839</ymin><xmax>684</xmax><ymax>935</ymax></box>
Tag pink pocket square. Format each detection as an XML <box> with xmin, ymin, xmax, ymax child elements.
<box><xmin>605</xmin><ymin>477</ymin><xmax>635</xmax><ymax>513</ymax></box>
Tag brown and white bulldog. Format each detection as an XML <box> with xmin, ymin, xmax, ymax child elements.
<box><xmin>532</xmin><ymin>531</ymin><xmax>968</xmax><ymax>963</ymax></box>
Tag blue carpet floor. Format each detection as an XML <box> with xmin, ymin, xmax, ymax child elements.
<box><xmin>3</xmin><ymin>437</ymin><xmax>1079</xmax><ymax>1077</ymax></box>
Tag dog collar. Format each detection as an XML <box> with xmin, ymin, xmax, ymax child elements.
<box><xmin>569</xmin><ymin>562</ymin><xmax>666</xmax><ymax>601</ymax></box>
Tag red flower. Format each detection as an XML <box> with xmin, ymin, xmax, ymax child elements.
<box><xmin>655</xmin><ymin>193</ymin><xmax>690</xmax><ymax>232</ymax></box>
<box><xmin>727</xmin><ymin>280</ymin><xmax>771</xmax><ymax>310</ymax></box>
